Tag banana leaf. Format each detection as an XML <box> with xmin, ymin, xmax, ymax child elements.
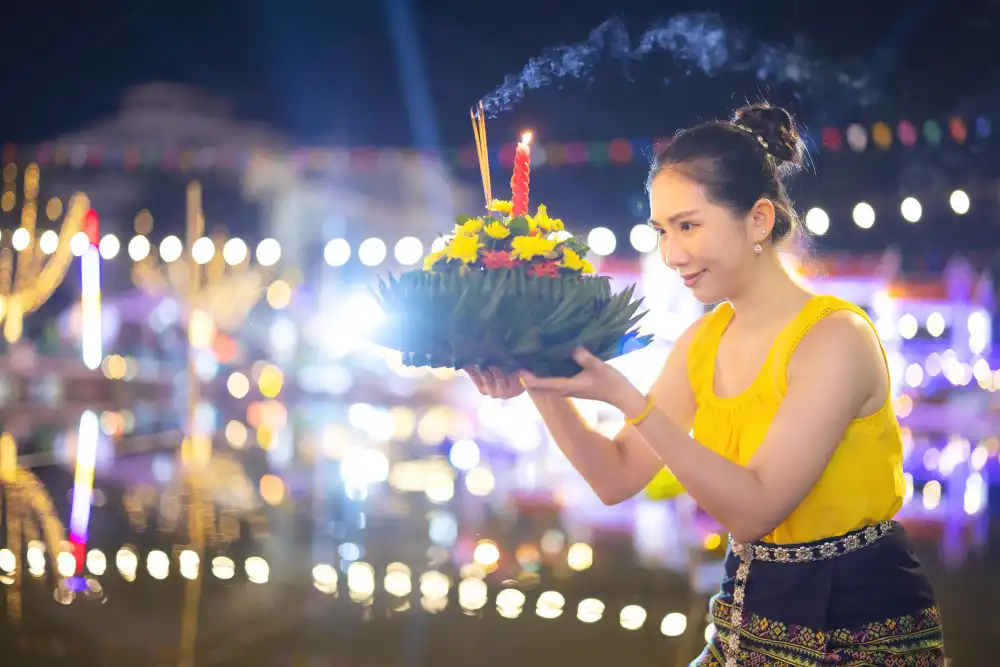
<box><xmin>371</xmin><ymin>265</ymin><xmax>653</xmax><ymax>377</ymax></box>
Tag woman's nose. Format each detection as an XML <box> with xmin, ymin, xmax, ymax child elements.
<box><xmin>663</xmin><ymin>240</ymin><xmax>689</xmax><ymax>270</ymax></box>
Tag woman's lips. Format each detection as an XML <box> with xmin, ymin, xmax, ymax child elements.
<box><xmin>682</xmin><ymin>270</ymin><xmax>706</xmax><ymax>288</ymax></box>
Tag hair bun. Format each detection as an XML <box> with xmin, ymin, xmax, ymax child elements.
<box><xmin>732</xmin><ymin>104</ymin><xmax>804</xmax><ymax>166</ymax></box>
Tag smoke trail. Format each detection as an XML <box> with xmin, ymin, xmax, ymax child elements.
<box><xmin>480</xmin><ymin>13</ymin><xmax>877</xmax><ymax>116</ymax></box>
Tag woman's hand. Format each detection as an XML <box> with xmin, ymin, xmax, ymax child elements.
<box><xmin>519</xmin><ymin>347</ymin><xmax>641</xmax><ymax>410</ymax></box>
<box><xmin>465</xmin><ymin>366</ymin><xmax>526</xmax><ymax>400</ymax></box>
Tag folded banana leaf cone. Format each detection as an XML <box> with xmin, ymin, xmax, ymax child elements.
<box><xmin>371</xmin><ymin>265</ymin><xmax>653</xmax><ymax>377</ymax></box>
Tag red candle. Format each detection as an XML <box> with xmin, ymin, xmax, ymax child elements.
<box><xmin>510</xmin><ymin>131</ymin><xmax>532</xmax><ymax>217</ymax></box>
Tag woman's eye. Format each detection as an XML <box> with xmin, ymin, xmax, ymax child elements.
<box><xmin>651</xmin><ymin>226</ymin><xmax>665</xmax><ymax>237</ymax></box>
<box><xmin>679</xmin><ymin>222</ymin><xmax>694</xmax><ymax>232</ymax></box>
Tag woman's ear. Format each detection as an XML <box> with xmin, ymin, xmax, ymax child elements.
<box><xmin>747</xmin><ymin>198</ymin><xmax>776</xmax><ymax>241</ymax></box>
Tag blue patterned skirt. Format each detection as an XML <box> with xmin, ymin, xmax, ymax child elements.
<box><xmin>693</xmin><ymin>521</ymin><xmax>945</xmax><ymax>666</ymax></box>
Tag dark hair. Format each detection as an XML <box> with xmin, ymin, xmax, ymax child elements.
<box><xmin>647</xmin><ymin>103</ymin><xmax>806</xmax><ymax>245</ymax></box>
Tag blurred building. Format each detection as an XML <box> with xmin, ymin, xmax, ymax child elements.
<box><xmin>52</xmin><ymin>82</ymin><xmax>288</xmax><ymax>234</ymax></box>
<box><xmin>242</xmin><ymin>132</ymin><xmax>480</xmax><ymax>275</ymax></box>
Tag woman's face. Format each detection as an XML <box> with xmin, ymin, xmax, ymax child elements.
<box><xmin>647</xmin><ymin>169</ymin><xmax>763</xmax><ymax>305</ymax></box>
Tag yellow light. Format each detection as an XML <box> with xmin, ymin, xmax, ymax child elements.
<box><xmin>191</xmin><ymin>236</ymin><xmax>215</xmax><ymax>264</ymax></box>
<box><xmin>258</xmin><ymin>364</ymin><xmax>284</xmax><ymax>398</ymax></box>
<box><xmin>39</xmin><ymin>230</ymin><xmax>59</xmax><ymax>254</ymax></box>
<box><xmin>256</xmin><ymin>425</ymin><xmax>274</xmax><ymax>450</ymax></box>
<box><xmin>0</xmin><ymin>432</ymin><xmax>16</xmax><ymax>482</ymax></box>
<box><xmin>521</xmin><ymin>131</ymin><xmax>533</xmax><ymax>145</ymax></box>
<box><xmin>45</xmin><ymin>197</ymin><xmax>62</xmax><ymax>221</ymax></box>
<box><xmin>102</xmin><ymin>354</ymin><xmax>128</xmax><ymax>380</ymax></box>
<box><xmin>567</xmin><ymin>542</ymin><xmax>593</xmax><ymax>571</ymax></box>
<box><xmin>472</xmin><ymin>540</ymin><xmax>500</xmax><ymax>567</ymax></box>
<box><xmin>224</xmin><ymin>420</ymin><xmax>248</xmax><ymax>448</ymax></box>
<box><xmin>188</xmin><ymin>310</ymin><xmax>216</xmax><ymax>349</ymax></box>
<box><xmin>259</xmin><ymin>474</ymin><xmax>285</xmax><ymax>505</ymax></box>
<box><xmin>159</xmin><ymin>235</ymin><xmax>183</xmax><ymax>262</ymax></box>
<box><xmin>222</xmin><ymin>238</ymin><xmax>248</xmax><ymax>265</ymax></box>
<box><xmin>128</xmin><ymin>235</ymin><xmax>151</xmax><ymax>261</ymax></box>
<box><xmin>11</xmin><ymin>227</ymin><xmax>30</xmax><ymax>251</ymax></box>
<box><xmin>266</xmin><ymin>280</ymin><xmax>293</xmax><ymax>310</ymax></box>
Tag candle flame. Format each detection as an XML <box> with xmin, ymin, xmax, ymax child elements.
<box><xmin>520</xmin><ymin>131</ymin><xmax>533</xmax><ymax>146</ymax></box>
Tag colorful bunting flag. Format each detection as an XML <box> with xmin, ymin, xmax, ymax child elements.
<box><xmin>0</xmin><ymin>116</ymin><xmax>990</xmax><ymax>174</ymax></box>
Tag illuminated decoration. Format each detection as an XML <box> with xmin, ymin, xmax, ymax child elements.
<box><xmin>131</xmin><ymin>181</ymin><xmax>272</xmax><ymax>442</ymax></box>
<box><xmin>80</xmin><ymin>209</ymin><xmax>102</xmax><ymax>369</ymax></box>
<box><xmin>68</xmin><ymin>411</ymin><xmax>99</xmax><ymax>576</ymax></box>
<box><xmin>0</xmin><ymin>116</ymin><xmax>990</xmax><ymax>177</ymax></box>
<box><xmin>0</xmin><ymin>432</ymin><xmax>68</xmax><ymax>620</ymax></box>
<box><xmin>131</xmin><ymin>181</ymin><xmax>271</xmax><ymax>330</ymax></box>
<box><xmin>127</xmin><ymin>182</ymin><xmax>275</xmax><ymax>659</ymax></box>
<box><xmin>0</xmin><ymin>162</ymin><xmax>90</xmax><ymax>342</ymax></box>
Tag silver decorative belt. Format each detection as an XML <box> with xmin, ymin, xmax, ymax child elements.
<box><xmin>723</xmin><ymin>520</ymin><xmax>895</xmax><ymax>667</ymax></box>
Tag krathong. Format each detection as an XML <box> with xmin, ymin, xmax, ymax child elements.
<box><xmin>371</xmin><ymin>103</ymin><xmax>652</xmax><ymax>377</ymax></box>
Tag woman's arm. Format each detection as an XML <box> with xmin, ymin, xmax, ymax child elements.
<box><xmin>614</xmin><ymin>310</ymin><xmax>884</xmax><ymax>542</ymax></box>
<box><xmin>526</xmin><ymin>315</ymin><xmax>705</xmax><ymax>505</ymax></box>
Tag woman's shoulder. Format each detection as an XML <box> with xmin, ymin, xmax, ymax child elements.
<box><xmin>787</xmin><ymin>305</ymin><xmax>886</xmax><ymax>390</ymax></box>
<box><xmin>800</xmin><ymin>294</ymin><xmax>878</xmax><ymax>346</ymax></box>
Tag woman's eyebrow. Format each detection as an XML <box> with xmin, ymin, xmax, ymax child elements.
<box><xmin>648</xmin><ymin>209</ymin><xmax>700</xmax><ymax>227</ymax></box>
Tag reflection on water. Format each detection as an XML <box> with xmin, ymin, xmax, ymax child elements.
<box><xmin>0</xmin><ymin>393</ymin><xmax>996</xmax><ymax>666</ymax></box>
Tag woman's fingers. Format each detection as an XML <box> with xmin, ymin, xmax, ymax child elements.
<box><xmin>481</xmin><ymin>367</ymin><xmax>500</xmax><ymax>395</ymax></box>
<box><xmin>487</xmin><ymin>366</ymin><xmax>523</xmax><ymax>399</ymax></box>
<box><xmin>464</xmin><ymin>367</ymin><xmax>488</xmax><ymax>395</ymax></box>
<box><xmin>467</xmin><ymin>366</ymin><xmax>529</xmax><ymax>400</ymax></box>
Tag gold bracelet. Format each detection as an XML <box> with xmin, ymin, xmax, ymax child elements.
<box><xmin>625</xmin><ymin>395</ymin><xmax>655</xmax><ymax>426</ymax></box>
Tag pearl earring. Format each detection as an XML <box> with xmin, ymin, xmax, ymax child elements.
<box><xmin>754</xmin><ymin>243</ymin><xmax>762</xmax><ymax>255</ymax></box>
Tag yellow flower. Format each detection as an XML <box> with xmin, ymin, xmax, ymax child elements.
<box><xmin>422</xmin><ymin>249</ymin><xmax>446</xmax><ymax>272</ymax></box>
<box><xmin>581</xmin><ymin>259</ymin><xmax>596</xmax><ymax>274</ymax></box>
<box><xmin>489</xmin><ymin>199</ymin><xmax>513</xmax><ymax>214</ymax></box>
<box><xmin>445</xmin><ymin>234</ymin><xmax>483</xmax><ymax>264</ymax></box>
<box><xmin>560</xmin><ymin>247</ymin><xmax>585</xmax><ymax>271</ymax></box>
<box><xmin>511</xmin><ymin>235</ymin><xmax>557</xmax><ymax>261</ymax></box>
<box><xmin>484</xmin><ymin>221</ymin><xmax>510</xmax><ymax>239</ymax></box>
<box><xmin>455</xmin><ymin>217</ymin><xmax>484</xmax><ymax>236</ymax></box>
<box><xmin>532</xmin><ymin>204</ymin><xmax>565</xmax><ymax>233</ymax></box>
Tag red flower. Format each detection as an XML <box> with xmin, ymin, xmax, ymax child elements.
<box><xmin>481</xmin><ymin>250</ymin><xmax>519</xmax><ymax>270</ymax></box>
<box><xmin>527</xmin><ymin>261</ymin><xmax>561</xmax><ymax>278</ymax></box>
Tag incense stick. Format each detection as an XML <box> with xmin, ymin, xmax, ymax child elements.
<box><xmin>470</xmin><ymin>109</ymin><xmax>486</xmax><ymax>206</ymax></box>
<box><xmin>478</xmin><ymin>101</ymin><xmax>492</xmax><ymax>207</ymax></box>
<box><xmin>470</xmin><ymin>108</ymin><xmax>485</xmax><ymax>206</ymax></box>
<box><xmin>471</xmin><ymin>105</ymin><xmax>492</xmax><ymax>210</ymax></box>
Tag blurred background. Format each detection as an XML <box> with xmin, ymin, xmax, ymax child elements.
<box><xmin>0</xmin><ymin>1</ymin><xmax>997</xmax><ymax>665</ymax></box>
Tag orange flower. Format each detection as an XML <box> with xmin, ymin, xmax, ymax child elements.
<box><xmin>527</xmin><ymin>261</ymin><xmax>560</xmax><ymax>278</ymax></box>
<box><xmin>482</xmin><ymin>250</ymin><xmax>519</xmax><ymax>269</ymax></box>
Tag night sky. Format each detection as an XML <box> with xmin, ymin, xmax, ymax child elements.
<box><xmin>2</xmin><ymin>0</ymin><xmax>998</xmax><ymax>146</ymax></box>
<box><xmin>0</xmin><ymin>0</ymin><xmax>998</xmax><ymax>272</ymax></box>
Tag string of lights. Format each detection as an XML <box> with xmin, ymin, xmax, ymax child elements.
<box><xmin>0</xmin><ymin>187</ymin><xmax>983</xmax><ymax>275</ymax></box>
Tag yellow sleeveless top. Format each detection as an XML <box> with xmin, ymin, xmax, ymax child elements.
<box><xmin>645</xmin><ymin>295</ymin><xmax>905</xmax><ymax>544</ymax></box>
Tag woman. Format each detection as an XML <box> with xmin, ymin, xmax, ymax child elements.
<box><xmin>466</xmin><ymin>104</ymin><xmax>945</xmax><ymax>666</ymax></box>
